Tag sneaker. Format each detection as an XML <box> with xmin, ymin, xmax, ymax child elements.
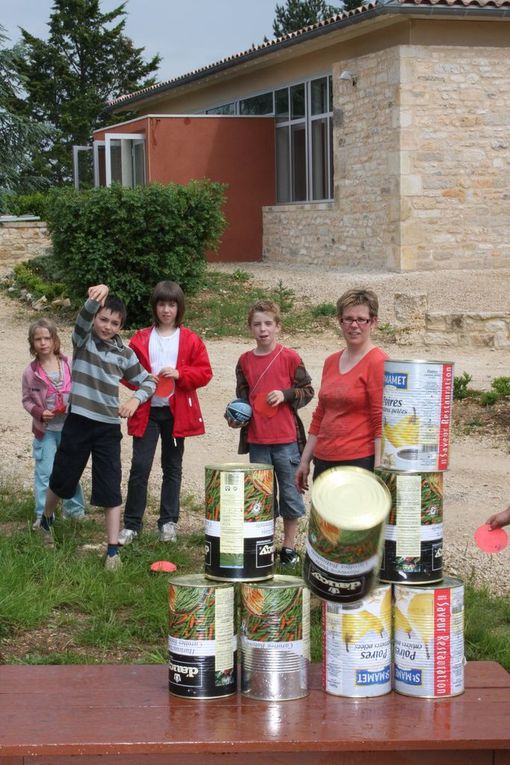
<box><xmin>37</xmin><ymin>525</ymin><xmax>55</xmax><ymax>548</ymax></box>
<box><xmin>280</xmin><ymin>547</ymin><xmax>300</xmax><ymax>566</ymax></box>
<box><xmin>32</xmin><ymin>518</ymin><xmax>42</xmax><ymax>530</ymax></box>
<box><xmin>104</xmin><ymin>553</ymin><xmax>122</xmax><ymax>571</ymax></box>
<box><xmin>118</xmin><ymin>528</ymin><xmax>138</xmax><ymax>546</ymax></box>
<box><xmin>159</xmin><ymin>521</ymin><xmax>177</xmax><ymax>542</ymax></box>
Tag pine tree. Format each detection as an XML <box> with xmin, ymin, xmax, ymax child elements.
<box><xmin>272</xmin><ymin>0</ymin><xmax>343</xmax><ymax>37</ymax></box>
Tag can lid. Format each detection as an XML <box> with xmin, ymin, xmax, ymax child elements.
<box><xmin>242</xmin><ymin>575</ymin><xmax>305</xmax><ymax>589</ymax></box>
<box><xmin>205</xmin><ymin>462</ymin><xmax>273</xmax><ymax>472</ymax></box>
<box><xmin>311</xmin><ymin>466</ymin><xmax>391</xmax><ymax>530</ymax></box>
<box><xmin>384</xmin><ymin>359</ymin><xmax>454</xmax><ymax>367</ymax></box>
<box><xmin>168</xmin><ymin>574</ymin><xmax>234</xmax><ymax>588</ymax></box>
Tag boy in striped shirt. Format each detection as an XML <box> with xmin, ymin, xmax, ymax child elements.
<box><xmin>38</xmin><ymin>284</ymin><xmax>156</xmax><ymax>570</ymax></box>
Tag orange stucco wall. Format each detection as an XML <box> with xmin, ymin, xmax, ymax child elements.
<box><xmin>94</xmin><ymin>116</ymin><xmax>275</xmax><ymax>262</ymax></box>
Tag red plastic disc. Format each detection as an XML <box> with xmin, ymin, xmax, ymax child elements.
<box><xmin>154</xmin><ymin>376</ymin><xmax>175</xmax><ymax>398</ymax></box>
<box><xmin>150</xmin><ymin>560</ymin><xmax>177</xmax><ymax>573</ymax></box>
<box><xmin>474</xmin><ymin>524</ymin><xmax>508</xmax><ymax>554</ymax></box>
<box><xmin>253</xmin><ymin>392</ymin><xmax>278</xmax><ymax>418</ymax></box>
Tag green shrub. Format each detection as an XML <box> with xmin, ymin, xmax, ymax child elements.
<box><xmin>491</xmin><ymin>376</ymin><xmax>510</xmax><ymax>397</ymax></box>
<box><xmin>312</xmin><ymin>302</ymin><xmax>336</xmax><ymax>318</ymax></box>
<box><xmin>480</xmin><ymin>390</ymin><xmax>499</xmax><ymax>407</ymax></box>
<box><xmin>45</xmin><ymin>182</ymin><xmax>226</xmax><ymax>326</ymax></box>
<box><xmin>2</xmin><ymin>192</ymin><xmax>51</xmax><ymax>219</ymax></box>
<box><xmin>13</xmin><ymin>262</ymin><xmax>67</xmax><ymax>301</ymax></box>
<box><xmin>453</xmin><ymin>372</ymin><xmax>473</xmax><ymax>400</ymax></box>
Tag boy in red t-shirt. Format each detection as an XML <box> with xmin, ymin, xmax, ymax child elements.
<box><xmin>227</xmin><ymin>300</ymin><xmax>314</xmax><ymax>565</ymax></box>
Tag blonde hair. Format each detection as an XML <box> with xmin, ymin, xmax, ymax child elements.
<box><xmin>247</xmin><ymin>299</ymin><xmax>281</xmax><ymax>327</ymax></box>
<box><xmin>336</xmin><ymin>288</ymin><xmax>379</xmax><ymax>319</ymax></box>
<box><xmin>28</xmin><ymin>318</ymin><xmax>62</xmax><ymax>357</ymax></box>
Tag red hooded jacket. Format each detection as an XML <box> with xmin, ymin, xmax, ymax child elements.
<box><xmin>126</xmin><ymin>325</ymin><xmax>213</xmax><ymax>438</ymax></box>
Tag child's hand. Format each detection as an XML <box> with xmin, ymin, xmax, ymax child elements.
<box><xmin>267</xmin><ymin>390</ymin><xmax>284</xmax><ymax>407</ymax></box>
<box><xmin>486</xmin><ymin>507</ymin><xmax>510</xmax><ymax>530</ymax></box>
<box><xmin>88</xmin><ymin>284</ymin><xmax>109</xmax><ymax>305</ymax></box>
<box><xmin>159</xmin><ymin>366</ymin><xmax>180</xmax><ymax>380</ymax></box>
<box><xmin>119</xmin><ymin>397</ymin><xmax>140</xmax><ymax>419</ymax></box>
<box><xmin>41</xmin><ymin>409</ymin><xmax>55</xmax><ymax>423</ymax></box>
<box><xmin>295</xmin><ymin>460</ymin><xmax>310</xmax><ymax>493</ymax></box>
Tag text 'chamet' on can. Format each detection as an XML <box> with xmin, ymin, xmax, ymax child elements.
<box><xmin>304</xmin><ymin>467</ymin><xmax>391</xmax><ymax>603</ymax></box>
<box><xmin>378</xmin><ymin>470</ymin><xmax>443</xmax><ymax>585</ymax></box>
<box><xmin>323</xmin><ymin>584</ymin><xmax>392</xmax><ymax>697</ymax></box>
<box><xmin>168</xmin><ymin>575</ymin><xmax>237</xmax><ymax>698</ymax></box>
<box><xmin>393</xmin><ymin>577</ymin><xmax>465</xmax><ymax>698</ymax></box>
<box><xmin>381</xmin><ymin>359</ymin><xmax>454</xmax><ymax>472</ymax></box>
<box><xmin>241</xmin><ymin>575</ymin><xmax>310</xmax><ymax>700</ymax></box>
<box><xmin>204</xmin><ymin>463</ymin><xmax>274</xmax><ymax>582</ymax></box>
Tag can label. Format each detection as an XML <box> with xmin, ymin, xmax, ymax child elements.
<box><xmin>205</xmin><ymin>465</ymin><xmax>274</xmax><ymax>580</ymax></box>
<box><xmin>379</xmin><ymin>471</ymin><xmax>443</xmax><ymax>583</ymax></box>
<box><xmin>323</xmin><ymin>586</ymin><xmax>392</xmax><ymax>697</ymax></box>
<box><xmin>381</xmin><ymin>361</ymin><xmax>454</xmax><ymax>471</ymax></box>
<box><xmin>393</xmin><ymin>581</ymin><xmax>464</xmax><ymax>697</ymax></box>
<box><xmin>168</xmin><ymin>581</ymin><xmax>236</xmax><ymax>698</ymax></box>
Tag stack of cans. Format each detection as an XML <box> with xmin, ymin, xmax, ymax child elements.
<box><xmin>168</xmin><ymin>463</ymin><xmax>310</xmax><ymax>700</ymax></box>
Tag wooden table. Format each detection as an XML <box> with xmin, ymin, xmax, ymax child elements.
<box><xmin>1</xmin><ymin>661</ymin><xmax>509</xmax><ymax>764</ymax></box>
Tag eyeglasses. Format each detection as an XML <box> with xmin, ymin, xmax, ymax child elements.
<box><xmin>340</xmin><ymin>317</ymin><xmax>372</xmax><ymax>326</ymax></box>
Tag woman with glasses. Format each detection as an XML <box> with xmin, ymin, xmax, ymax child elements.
<box><xmin>295</xmin><ymin>288</ymin><xmax>388</xmax><ymax>493</ymax></box>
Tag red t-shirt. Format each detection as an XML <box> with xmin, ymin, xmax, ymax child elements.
<box><xmin>309</xmin><ymin>346</ymin><xmax>387</xmax><ymax>461</ymax></box>
<box><xmin>238</xmin><ymin>345</ymin><xmax>302</xmax><ymax>445</ymax></box>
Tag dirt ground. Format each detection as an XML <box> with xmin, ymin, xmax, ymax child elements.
<box><xmin>2</xmin><ymin>264</ymin><xmax>509</xmax><ymax>594</ymax></box>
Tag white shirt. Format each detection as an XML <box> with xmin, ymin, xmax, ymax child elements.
<box><xmin>149</xmin><ymin>327</ymin><xmax>180</xmax><ymax>407</ymax></box>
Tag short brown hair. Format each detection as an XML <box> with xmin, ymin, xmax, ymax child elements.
<box><xmin>28</xmin><ymin>318</ymin><xmax>61</xmax><ymax>357</ymax></box>
<box><xmin>247</xmin><ymin>299</ymin><xmax>281</xmax><ymax>327</ymax></box>
<box><xmin>150</xmin><ymin>281</ymin><xmax>185</xmax><ymax>327</ymax></box>
<box><xmin>336</xmin><ymin>288</ymin><xmax>379</xmax><ymax>319</ymax></box>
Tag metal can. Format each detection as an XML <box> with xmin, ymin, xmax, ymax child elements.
<box><xmin>204</xmin><ymin>463</ymin><xmax>274</xmax><ymax>582</ymax></box>
<box><xmin>378</xmin><ymin>470</ymin><xmax>443</xmax><ymax>584</ymax></box>
<box><xmin>381</xmin><ymin>359</ymin><xmax>454</xmax><ymax>472</ymax></box>
<box><xmin>393</xmin><ymin>577</ymin><xmax>465</xmax><ymax>698</ymax></box>
<box><xmin>323</xmin><ymin>584</ymin><xmax>392</xmax><ymax>697</ymax></box>
<box><xmin>240</xmin><ymin>575</ymin><xmax>310</xmax><ymax>700</ymax></box>
<box><xmin>168</xmin><ymin>575</ymin><xmax>237</xmax><ymax>698</ymax></box>
<box><xmin>304</xmin><ymin>467</ymin><xmax>391</xmax><ymax>603</ymax></box>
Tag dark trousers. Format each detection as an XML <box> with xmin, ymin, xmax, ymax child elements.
<box><xmin>313</xmin><ymin>454</ymin><xmax>375</xmax><ymax>481</ymax></box>
<box><xmin>124</xmin><ymin>407</ymin><xmax>184</xmax><ymax>532</ymax></box>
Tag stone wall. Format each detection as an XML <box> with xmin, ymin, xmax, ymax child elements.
<box><xmin>399</xmin><ymin>45</ymin><xmax>510</xmax><ymax>271</ymax></box>
<box><xmin>0</xmin><ymin>222</ymin><xmax>51</xmax><ymax>272</ymax></box>
<box><xmin>262</xmin><ymin>203</ymin><xmax>336</xmax><ymax>265</ymax></box>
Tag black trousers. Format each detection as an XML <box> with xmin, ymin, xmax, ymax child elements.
<box><xmin>313</xmin><ymin>454</ymin><xmax>375</xmax><ymax>481</ymax></box>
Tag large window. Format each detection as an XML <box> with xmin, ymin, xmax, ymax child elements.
<box><xmin>204</xmin><ymin>75</ymin><xmax>333</xmax><ymax>203</ymax></box>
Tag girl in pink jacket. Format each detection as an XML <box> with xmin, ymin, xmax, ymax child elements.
<box><xmin>22</xmin><ymin>318</ymin><xmax>85</xmax><ymax>529</ymax></box>
<box><xmin>119</xmin><ymin>281</ymin><xmax>212</xmax><ymax>545</ymax></box>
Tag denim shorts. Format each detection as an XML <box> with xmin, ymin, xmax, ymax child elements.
<box><xmin>248</xmin><ymin>441</ymin><xmax>305</xmax><ymax>520</ymax></box>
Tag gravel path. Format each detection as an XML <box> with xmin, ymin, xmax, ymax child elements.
<box><xmin>2</xmin><ymin>264</ymin><xmax>509</xmax><ymax>595</ymax></box>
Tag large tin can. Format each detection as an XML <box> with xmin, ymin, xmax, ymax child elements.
<box><xmin>204</xmin><ymin>463</ymin><xmax>274</xmax><ymax>581</ymax></box>
<box><xmin>323</xmin><ymin>584</ymin><xmax>392</xmax><ymax>697</ymax></box>
<box><xmin>378</xmin><ymin>470</ymin><xmax>443</xmax><ymax>584</ymax></box>
<box><xmin>304</xmin><ymin>467</ymin><xmax>391</xmax><ymax>603</ymax></box>
<box><xmin>240</xmin><ymin>575</ymin><xmax>310</xmax><ymax>700</ymax></box>
<box><xmin>381</xmin><ymin>359</ymin><xmax>454</xmax><ymax>472</ymax></box>
<box><xmin>168</xmin><ymin>575</ymin><xmax>237</xmax><ymax>698</ymax></box>
<box><xmin>393</xmin><ymin>577</ymin><xmax>465</xmax><ymax>698</ymax></box>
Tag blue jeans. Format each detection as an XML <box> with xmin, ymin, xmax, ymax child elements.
<box><xmin>248</xmin><ymin>442</ymin><xmax>305</xmax><ymax>520</ymax></box>
<box><xmin>33</xmin><ymin>431</ymin><xmax>85</xmax><ymax>519</ymax></box>
<box><xmin>124</xmin><ymin>407</ymin><xmax>184</xmax><ymax>532</ymax></box>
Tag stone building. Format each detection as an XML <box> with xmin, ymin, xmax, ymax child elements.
<box><xmin>79</xmin><ymin>0</ymin><xmax>510</xmax><ymax>270</ymax></box>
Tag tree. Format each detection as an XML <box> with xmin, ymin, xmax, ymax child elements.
<box><xmin>0</xmin><ymin>27</ymin><xmax>54</xmax><ymax>198</ymax></box>
<box><xmin>272</xmin><ymin>0</ymin><xmax>343</xmax><ymax>37</ymax></box>
<box><xmin>14</xmin><ymin>0</ymin><xmax>161</xmax><ymax>185</ymax></box>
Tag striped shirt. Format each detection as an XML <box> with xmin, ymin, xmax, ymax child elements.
<box><xmin>70</xmin><ymin>298</ymin><xmax>156</xmax><ymax>424</ymax></box>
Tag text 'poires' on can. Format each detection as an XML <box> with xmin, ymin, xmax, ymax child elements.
<box><xmin>393</xmin><ymin>577</ymin><xmax>464</xmax><ymax>698</ymax></box>
<box><xmin>381</xmin><ymin>359</ymin><xmax>454</xmax><ymax>472</ymax></box>
<box><xmin>204</xmin><ymin>463</ymin><xmax>274</xmax><ymax>582</ymax></box>
<box><xmin>323</xmin><ymin>584</ymin><xmax>392</xmax><ymax>697</ymax></box>
<box><xmin>378</xmin><ymin>470</ymin><xmax>443</xmax><ymax>585</ymax></box>
<box><xmin>168</xmin><ymin>575</ymin><xmax>237</xmax><ymax>698</ymax></box>
<box><xmin>240</xmin><ymin>575</ymin><xmax>310</xmax><ymax>700</ymax></box>
<box><xmin>304</xmin><ymin>467</ymin><xmax>391</xmax><ymax>603</ymax></box>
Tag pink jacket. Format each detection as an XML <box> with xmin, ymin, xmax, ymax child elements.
<box><xmin>126</xmin><ymin>325</ymin><xmax>213</xmax><ymax>439</ymax></box>
<box><xmin>21</xmin><ymin>355</ymin><xmax>72</xmax><ymax>439</ymax></box>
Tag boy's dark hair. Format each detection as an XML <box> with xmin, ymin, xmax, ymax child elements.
<box><xmin>150</xmin><ymin>281</ymin><xmax>185</xmax><ymax>327</ymax></box>
<box><xmin>103</xmin><ymin>295</ymin><xmax>127</xmax><ymax>328</ymax></box>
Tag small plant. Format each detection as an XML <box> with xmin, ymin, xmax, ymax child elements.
<box><xmin>376</xmin><ymin>322</ymin><xmax>397</xmax><ymax>342</ymax></box>
<box><xmin>454</xmin><ymin>372</ymin><xmax>473</xmax><ymax>400</ymax></box>
<box><xmin>312</xmin><ymin>302</ymin><xmax>336</xmax><ymax>318</ymax></box>
<box><xmin>272</xmin><ymin>279</ymin><xmax>295</xmax><ymax>312</ymax></box>
<box><xmin>231</xmin><ymin>269</ymin><xmax>251</xmax><ymax>283</ymax></box>
<box><xmin>480</xmin><ymin>390</ymin><xmax>499</xmax><ymax>407</ymax></box>
<box><xmin>491</xmin><ymin>376</ymin><xmax>510</xmax><ymax>397</ymax></box>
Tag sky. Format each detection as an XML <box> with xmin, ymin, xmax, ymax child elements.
<box><xmin>1</xmin><ymin>0</ymin><xmax>279</xmax><ymax>83</ymax></box>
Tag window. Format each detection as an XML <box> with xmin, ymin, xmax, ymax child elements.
<box><xmin>239</xmin><ymin>92</ymin><xmax>274</xmax><ymax>115</ymax></box>
<box><xmin>206</xmin><ymin>103</ymin><xmax>235</xmax><ymax>115</ymax></box>
<box><xmin>99</xmin><ymin>133</ymin><xmax>146</xmax><ymax>188</ymax></box>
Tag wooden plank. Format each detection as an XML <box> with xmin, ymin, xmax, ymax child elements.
<box><xmin>0</xmin><ymin>663</ymin><xmax>509</xmax><ymax>758</ymax></box>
